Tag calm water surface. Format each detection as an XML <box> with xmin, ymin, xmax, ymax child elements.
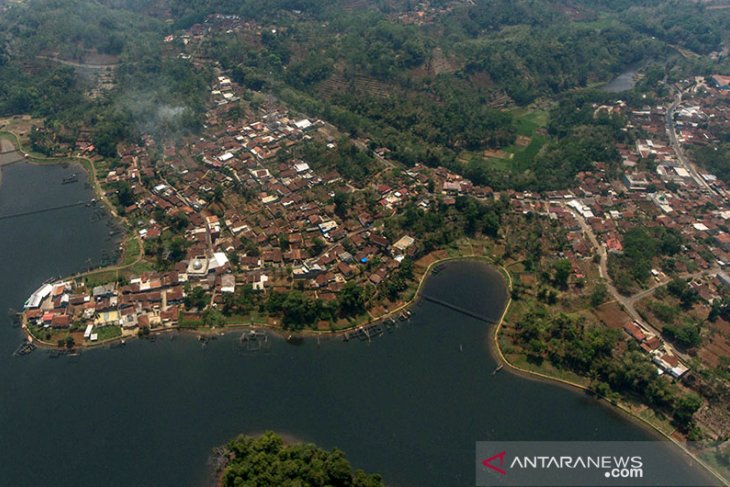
<box><xmin>602</xmin><ymin>67</ymin><xmax>640</xmax><ymax>93</ymax></box>
<box><xmin>0</xmin><ymin>162</ymin><xmax>717</xmax><ymax>486</ymax></box>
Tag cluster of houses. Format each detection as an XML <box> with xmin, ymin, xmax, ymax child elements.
<box><xmin>509</xmin><ymin>88</ymin><xmax>730</xmax><ymax>277</ymax></box>
<box><xmin>30</xmin><ymin>16</ymin><xmax>730</xmax><ymax>365</ymax></box>
<box><xmin>623</xmin><ymin>320</ymin><xmax>689</xmax><ymax>378</ymax></box>
<box><xmin>390</xmin><ymin>0</ymin><xmax>458</xmax><ymax>25</ymax></box>
<box><xmin>23</xmin><ymin>273</ymin><xmax>186</xmax><ymax>341</ymax></box>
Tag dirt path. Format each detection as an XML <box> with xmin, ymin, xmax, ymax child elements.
<box><xmin>35</xmin><ymin>55</ymin><xmax>119</xmax><ymax>70</ymax></box>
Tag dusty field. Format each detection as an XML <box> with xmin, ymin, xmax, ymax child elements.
<box><xmin>483</xmin><ymin>148</ymin><xmax>512</xmax><ymax>159</ymax></box>
<box><xmin>699</xmin><ymin>318</ymin><xmax>730</xmax><ymax>367</ymax></box>
<box><xmin>515</xmin><ymin>135</ymin><xmax>532</xmax><ymax>147</ymax></box>
<box><xmin>593</xmin><ymin>301</ymin><xmax>631</xmax><ymax>329</ymax></box>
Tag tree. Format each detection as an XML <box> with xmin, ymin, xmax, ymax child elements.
<box><xmin>267</xmin><ymin>291</ymin><xmax>327</xmax><ymax>329</ymax></box>
<box><xmin>212</xmin><ymin>185</ymin><xmax>224</xmax><ymax>204</ymax></box>
<box><xmin>333</xmin><ymin>191</ymin><xmax>351</xmax><ymax>218</ymax></box>
<box><xmin>202</xmin><ymin>308</ymin><xmax>225</xmax><ymax>327</ymax></box>
<box><xmin>674</xmin><ymin>393</ymin><xmax>702</xmax><ymax>431</ymax></box>
<box><xmin>663</xmin><ymin>322</ymin><xmax>701</xmax><ymax>349</ymax></box>
<box><xmin>338</xmin><ymin>282</ymin><xmax>366</xmax><ymax>317</ymax></box>
<box><xmin>221</xmin><ymin>432</ymin><xmax>384</xmax><ymax>487</ymax></box>
<box><xmin>116</xmin><ymin>182</ymin><xmax>136</xmax><ymax>208</ymax></box>
<box><xmin>311</xmin><ymin>237</ymin><xmax>326</xmax><ymax>256</ymax></box>
<box><xmin>185</xmin><ymin>286</ymin><xmax>209</xmax><ymax>310</ymax></box>
<box><xmin>170</xmin><ymin>213</ymin><xmax>189</xmax><ymax>232</ymax></box>
<box><xmin>590</xmin><ymin>282</ymin><xmax>609</xmax><ymax>307</ymax></box>
<box><xmin>168</xmin><ymin>237</ymin><xmax>188</xmax><ymax>262</ymax></box>
<box><xmin>553</xmin><ymin>259</ymin><xmax>572</xmax><ymax>289</ymax></box>
<box><xmin>666</xmin><ymin>277</ymin><xmax>700</xmax><ymax>311</ymax></box>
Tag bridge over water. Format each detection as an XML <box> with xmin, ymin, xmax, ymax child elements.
<box><xmin>0</xmin><ymin>201</ymin><xmax>91</xmax><ymax>222</ymax></box>
<box><xmin>418</xmin><ymin>294</ymin><xmax>495</xmax><ymax>324</ymax></box>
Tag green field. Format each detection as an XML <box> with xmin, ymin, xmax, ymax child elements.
<box><xmin>121</xmin><ymin>237</ymin><xmax>141</xmax><ymax>266</ymax></box>
<box><xmin>462</xmin><ymin>108</ymin><xmax>549</xmax><ymax>174</ymax></box>
<box><xmin>94</xmin><ymin>325</ymin><xmax>122</xmax><ymax>341</ymax></box>
<box><xmin>511</xmin><ymin>108</ymin><xmax>549</xmax><ymax>137</ymax></box>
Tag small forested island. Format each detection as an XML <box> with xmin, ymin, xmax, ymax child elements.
<box><xmin>215</xmin><ymin>432</ymin><xmax>384</xmax><ymax>487</ymax></box>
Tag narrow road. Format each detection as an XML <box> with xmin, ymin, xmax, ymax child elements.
<box><xmin>624</xmin><ymin>266</ymin><xmax>719</xmax><ymax>309</ymax></box>
<box><xmin>565</xmin><ymin>203</ymin><xmax>697</xmax><ymax>361</ymax></box>
<box><xmin>665</xmin><ymin>88</ymin><xmax>717</xmax><ymax>195</ymax></box>
<box><xmin>35</xmin><ymin>55</ymin><xmax>118</xmax><ymax>70</ymax></box>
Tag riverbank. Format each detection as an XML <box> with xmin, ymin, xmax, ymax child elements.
<box><xmin>2</xmin><ymin>205</ymin><xmax>720</xmax><ymax>487</ymax></box>
<box><xmin>3</xmin><ymin>141</ymin><xmax>726</xmax><ymax>484</ymax></box>
<box><xmin>488</xmin><ymin>265</ymin><xmax>729</xmax><ymax>486</ymax></box>
<box><xmin>0</xmin><ymin>135</ymin><xmax>25</xmax><ymax>187</ymax></box>
<box><xmin>20</xmin><ymin>251</ymin><xmax>494</xmax><ymax>350</ymax></box>
<box><xmin>0</xmin><ymin>130</ymin><xmax>143</xmax><ymax>294</ymax></box>
<box><xmin>0</xmin><ymin>131</ymin><xmax>111</xmax><ymax>214</ymax></box>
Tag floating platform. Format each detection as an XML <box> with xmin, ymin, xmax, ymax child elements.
<box><xmin>240</xmin><ymin>330</ymin><xmax>270</xmax><ymax>351</ymax></box>
<box><xmin>13</xmin><ymin>341</ymin><xmax>36</xmax><ymax>357</ymax></box>
<box><xmin>62</xmin><ymin>173</ymin><xmax>78</xmax><ymax>184</ymax></box>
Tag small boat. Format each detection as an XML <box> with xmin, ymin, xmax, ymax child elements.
<box><xmin>492</xmin><ymin>364</ymin><xmax>504</xmax><ymax>375</ymax></box>
<box><xmin>13</xmin><ymin>341</ymin><xmax>36</xmax><ymax>356</ymax></box>
<box><xmin>62</xmin><ymin>173</ymin><xmax>78</xmax><ymax>184</ymax></box>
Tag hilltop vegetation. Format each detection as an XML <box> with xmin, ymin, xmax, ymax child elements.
<box><xmin>0</xmin><ymin>0</ymin><xmax>207</xmax><ymax>150</ymax></box>
<box><xmin>1</xmin><ymin>0</ymin><xmax>730</xmax><ymax>188</ymax></box>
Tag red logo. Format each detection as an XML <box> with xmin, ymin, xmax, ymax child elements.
<box><xmin>482</xmin><ymin>451</ymin><xmax>507</xmax><ymax>475</ymax></box>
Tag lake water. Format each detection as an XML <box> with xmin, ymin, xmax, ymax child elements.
<box><xmin>0</xmin><ymin>162</ymin><xmax>719</xmax><ymax>486</ymax></box>
<box><xmin>601</xmin><ymin>67</ymin><xmax>640</xmax><ymax>93</ymax></box>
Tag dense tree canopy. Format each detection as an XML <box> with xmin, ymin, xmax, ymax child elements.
<box><xmin>2</xmin><ymin>0</ymin><xmax>730</xmax><ymax>187</ymax></box>
<box><xmin>221</xmin><ymin>432</ymin><xmax>384</xmax><ymax>487</ymax></box>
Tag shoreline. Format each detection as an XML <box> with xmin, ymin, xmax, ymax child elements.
<box><xmin>487</xmin><ymin>264</ymin><xmax>729</xmax><ymax>487</ymax></box>
<box><xmin>19</xmin><ymin>254</ymin><xmax>483</xmax><ymax>350</ymax></box>
<box><xmin>20</xmin><ymin>253</ymin><xmax>502</xmax><ymax>350</ymax></box>
<box><xmin>0</xmin><ymin>131</ymin><xmax>116</xmax><ymax>218</ymax></box>
<box><xmin>2</xmin><ymin>131</ymin><xmax>725</xmax><ymax>483</ymax></box>
<box><xmin>13</xmin><ymin>223</ymin><xmax>728</xmax><ymax>485</ymax></box>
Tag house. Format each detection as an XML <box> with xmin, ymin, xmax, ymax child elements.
<box><xmin>642</xmin><ymin>336</ymin><xmax>662</xmax><ymax>352</ymax></box>
<box><xmin>623</xmin><ymin>322</ymin><xmax>646</xmax><ymax>342</ymax></box>
<box><xmin>121</xmin><ymin>312</ymin><xmax>139</xmax><ymax>329</ymax></box>
<box><xmin>92</xmin><ymin>283</ymin><xmax>116</xmax><ymax>298</ymax></box>
<box><xmin>717</xmin><ymin>272</ymin><xmax>730</xmax><ymax>288</ymax></box>
<box><xmin>51</xmin><ymin>314</ymin><xmax>71</xmax><ymax>329</ymax></box>
<box><xmin>221</xmin><ymin>274</ymin><xmax>236</xmax><ymax>293</ymax></box>
<box><xmin>652</xmin><ymin>353</ymin><xmax>689</xmax><ymax>378</ymax></box>
<box><xmin>606</xmin><ymin>237</ymin><xmax>623</xmax><ymax>253</ymax></box>
<box><xmin>294</xmin><ymin>162</ymin><xmax>310</xmax><ymax>173</ymax></box>
<box><xmin>293</xmin><ymin>119</ymin><xmax>313</xmax><ymax>130</ymax></box>
<box><xmin>622</xmin><ymin>174</ymin><xmax>650</xmax><ymax>191</ymax></box>
<box><xmin>369</xmin><ymin>234</ymin><xmax>389</xmax><ymax>248</ymax></box>
<box><xmin>711</xmin><ymin>74</ymin><xmax>730</xmax><ymax>90</ymax></box>
<box><xmin>716</xmin><ymin>233</ymin><xmax>730</xmax><ymax>252</ymax></box>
